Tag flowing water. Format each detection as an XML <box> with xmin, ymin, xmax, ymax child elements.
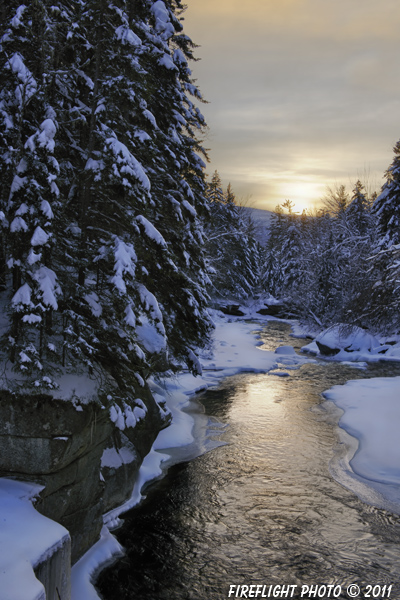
<box><xmin>97</xmin><ymin>321</ymin><xmax>400</xmax><ymax>600</ymax></box>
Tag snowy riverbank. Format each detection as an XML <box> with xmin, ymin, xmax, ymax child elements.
<box><xmin>3</xmin><ymin>309</ymin><xmax>400</xmax><ymax>599</ymax></box>
<box><xmin>0</xmin><ymin>479</ymin><xmax>70</xmax><ymax>600</ymax></box>
<box><xmin>0</xmin><ymin>308</ymin><xmax>282</xmax><ymax>600</ymax></box>
<box><xmin>323</xmin><ymin>376</ymin><xmax>400</xmax><ymax>516</ymax></box>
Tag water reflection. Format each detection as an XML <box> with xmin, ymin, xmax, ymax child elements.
<box><xmin>97</xmin><ymin>322</ymin><xmax>400</xmax><ymax>600</ymax></box>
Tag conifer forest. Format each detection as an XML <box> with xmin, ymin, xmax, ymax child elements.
<box><xmin>1</xmin><ymin>0</ymin><xmax>400</xmax><ymax>409</ymax></box>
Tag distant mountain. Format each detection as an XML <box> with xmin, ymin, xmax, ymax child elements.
<box><xmin>241</xmin><ymin>206</ymin><xmax>274</xmax><ymax>245</ymax></box>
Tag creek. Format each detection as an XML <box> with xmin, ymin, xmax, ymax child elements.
<box><xmin>97</xmin><ymin>321</ymin><xmax>400</xmax><ymax>600</ymax></box>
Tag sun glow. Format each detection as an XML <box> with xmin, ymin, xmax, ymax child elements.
<box><xmin>275</xmin><ymin>181</ymin><xmax>325</xmax><ymax>214</ymax></box>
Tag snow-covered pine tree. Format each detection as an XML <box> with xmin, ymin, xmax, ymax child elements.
<box><xmin>372</xmin><ymin>140</ymin><xmax>400</xmax><ymax>249</ymax></box>
<box><xmin>337</xmin><ymin>180</ymin><xmax>375</xmax><ymax>324</ymax></box>
<box><xmin>133</xmin><ymin>0</ymin><xmax>213</xmax><ymax>373</ymax></box>
<box><xmin>365</xmin><ymin>141</ymin><xmax>400</xmax><ymax>330</ymax></box>
<box><xmin>204</xmin><ymin>173</ymin><xmax>260</xmax><ymax>299</ymax></box>
<box><xmin>0</xmin><ymin>2</ymin><xmax>63</xmax><ymax>381</ymax></box>
<box><xmin>262</xmin><ymin>204</ymin><xmax>286</xmax><ymax>297</ymax></box>
<box><xmin>7</xmin><ymin>116</ymin><xmax>60</xmax><ymax>377</ymax></box>
<box><xmin>53</xmin><ymin>0</ymin><xmax>213</xmax><ymax>383</ymax></box>
<box><xmin>346</xmin><ymin>180</ymin><xmax>371</xmax><ymax>237</ymax></box>
<box><xmin>0</xmin><ymin>0</ymin><xmax>213</xmax><ymax>391</ymax></box>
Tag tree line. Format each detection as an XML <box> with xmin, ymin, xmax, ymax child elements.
<box><xmin>263</xmin><ymin>143</ymin><xmax>400</xmax><ymax>333</ymax></box>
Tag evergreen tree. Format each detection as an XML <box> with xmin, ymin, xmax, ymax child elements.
<box><xmin>204</xmin><ymin>174</ymin><xmax>260</xmax><ymax>299</ymax></box>
<box><xmin>0</xmin><ymin>0</ymin><xmax>213</xmax><ymax>391</ymax></box>
<box><xmin>346</xmin><ymin>180</ymin><xmax>371</xmax><ymax>236</ymax></box>
<box><xmin>365</xmin><ymin>141</ymin><xmax>400</xmax><ymax>330</ymax></box>
<box><xmin>372</xmin><ymin>140</ymin><xmax>400</xmax><ymax>249</ymax></box>
<box><xmin>0</xmin><ymin>2</ymin><xmax>63</xmax><ymax>380</ymax></box>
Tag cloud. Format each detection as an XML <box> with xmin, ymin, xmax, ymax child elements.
<box><xmin>184</xmin><ymin>0</ymin><xmax>400</xmax><ymax>209</ymax></box>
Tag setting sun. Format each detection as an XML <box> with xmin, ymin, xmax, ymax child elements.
<box><xmin>271</xmin><ymin>180</ymin><xmax>325</xmax><ymax>213</ymax></box>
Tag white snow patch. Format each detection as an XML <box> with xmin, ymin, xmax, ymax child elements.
<box><xmin>138</xmin><ymin>283</ymin><xmax>163</xmax><ymax>321</ymax></box>
<box><xmin>37</xmin><ymin>119</ymin><xmax>57</xmax><ymax>152</ymax></box>
<box><xmin>12</xmin><ymin>283</ymin><xmax>33</xmax><ymax>308</ymax></box>
<box><xmin>159</xmin><ymin>53</ymin><xmax>177</xmax><ymax>71</ymax></box>
<box><xmin>182</xmin><ymin>199</ymin><xmax>197</xmax><ymax>216</ymax></box>
<box><xmin>71</xmin><ymin>526</ymin><xmax>123</xmax><ymax>600</ymax></box>
<box><xmin>316</xmin><ymin>325</ymin><xmax>379</xmax><ymax>353</ymax></box>
<box><xmin>10</xmin><ymin>216</ymin><xmax>28</xmax><ymax>233</ymax></box>
<box><xmin>51</xmin><ymin>374</ymin><xmax>99</xmax><ymax>404</ymax></box>
<box><xmin>133</xmin><ymin>129</ymin><xmax>151</xmax><ymax>142</ymax></box>
<box><xmin>275</xmin><ymin>345</ymin><xmax>296</xmax><ymax>355</ymax></box>
<box><xmin>7</xmin><ymin>53</ymin><xmax>37</xmax><ymax>108</ymax></box>
<box><xmin>109</xmin><ymin>405</ymin><xmax>125</xmax><ymax>430</ymax></box>
<box><xmin>124</xmin><ymin>305</ymin><xmax>136</xmax><ymax>327</ymax></box>
<box><xmin>101</xmin><ymin>446</ymin><xmax>136</xmax><ymax>469</ymax></box>
<box><xmin>112</xmin><ymin>238</ymin><xmax>137</xmax><ymax>295</ymax></box>
<box><xmin>22</xmin><ymin>314</ymin><xmax>42</xmax><ymax>324</ymax></box>
<box><xmin>40</xmin><ymin>200</ymin><xmax>54</xmax><ymax>219</ymax></box>
<box><xmin>9</xmin><ymin>174</ymin><xmax>27</xmax><ymax>198</ymax></box>
<box><xmin>173</xmin><ymin>48</ymin><xmax>188</xmax><ymax>67</ymax></box>
<box><xmin>33</xmin><ymin>266</ymin><xmax>60</xmax><ymax>309</ymax></box>
<box><xmin>84</xmin><ymin>292</ymin><xmax>102</xmax><ymax>317</ymax></box>
<box><xmin>27</xmin><ymin>249</ymin><xmax>42</xmax><ymax>265</ymax></box>
<box><xmin>15</xmin><ymin>202</ymin><xmax>28</xmax><ymax>216</ymax></box>
<box><xmin>302</xmin><ymin>324</ymin><xmax>400</xmax><ymax>364</ymax></box>
<box><xmin>142</xmin><ymin>109</ymin><xmax>158</xmax><ymax>128</ymax></box>
<box><xmin>136</xmin><ymin>315</ymin><xmax>166</xmax><ymax>354</ymax></box>
<box><xmin>0</xmin><ymin>478</ymin><xmax>69</xmax><ymax>600</ymax></box>
<box><xmin>11</xmin><ymin>5</ymin><xmax>27</xmax><ymax>28</ymax></box>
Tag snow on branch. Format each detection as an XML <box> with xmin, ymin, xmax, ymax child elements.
<box><xmin>136</xmin><ymin>215</ymin><xmax>167</xmax><ymax>247</ymax></box>
<box><xmin>105</xmin><ymin>137</ymin><xmax>150</xmax><ymax>191</ymax></box>
<box><xmin>137</xmin><ymin>283</ymin><xmax>163</xmax><ymax>322</ymax></box>
<box><xmin>115</xmin><ymin>25</ymin><xmax>142</xmax><ymax>46</ymax></box>
<box><xmin>33</xmin><ymin>266</ymin><xmax>60</xmax><ymax>310</ymax></box>
<box><xmin>112</xmin><ymin>237</ymin><xmax>137</xmax><ymax>294</ymax></box>
<box><xmin>11</xmin><ymin>283</ymin><xmax>33</xmax><ymax>309</ymax></box>
<box><xmin>6</xmin><ymin>53</ymin><xmax>37</xmax><ymax>108</ymax></box>
<box><xmin>150</xmin><ymin>1</ymin><xmax>175</xmax><ymax>41</ymax></box>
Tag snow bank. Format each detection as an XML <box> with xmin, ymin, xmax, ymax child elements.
<box><xmin>324</xmin><ymin>376</ymin><xmax>400</xmax><ymax>514</ymax></box>
<box><xmin>315</xmin><ymin>324</ymin><xmax>379</xmax><ymax>354</ymax></box>
<box><xmin>0</xmin><ymin>479</ymin><xmax>69</xmax><ymax>600</ymax></box>
<box><xmin>302</xmin><ymin>323</ymin><xmax>400</xmax><ymax>364</ymax></box>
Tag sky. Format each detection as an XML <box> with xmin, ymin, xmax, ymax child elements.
<box><xmin>183</xmin><ymin>0</ymin><xmax>400</xmax><ymax>212</ymax></box>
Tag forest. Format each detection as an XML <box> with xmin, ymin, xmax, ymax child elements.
<box><xmin>263</xmin><ymin>166</ymin><xmax>400</xmax><ymax>333</ymax></box>
<box><xmin>1</xmin><ymin>0</ymin><xmax>400</xmax><ymax>414</ymax></box>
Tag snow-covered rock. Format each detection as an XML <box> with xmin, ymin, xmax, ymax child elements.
<box><xmin>275</xmin><ymin>345</ymin><xmax>296</xmax><ymax>355</ymax></box>
<box><xmin>314</xmin><ymin>324</ymin><xmax>380</xmax><ymax>356</ymax></box>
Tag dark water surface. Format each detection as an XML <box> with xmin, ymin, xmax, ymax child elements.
<box><xmin>97</xmin><ymin>321</ymin><xmax>400</xmax><ymax>600</ymax></box>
